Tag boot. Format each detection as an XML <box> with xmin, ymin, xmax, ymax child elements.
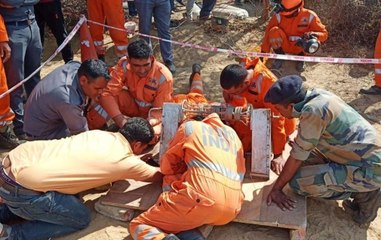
<box><xmin>296</xmin><ymin>61</ymin><xmax>306</xmax><ymax>72</ymax></box>
<box><xmin>0</xmin><ymin>126</ymin><xmax>21</xmax><ymax>149</ymax></box>
<box><xmin>189</xmin><ymin>63</ymin><xmax>202</xmax><ymax>87</ymax></box>
<box><xmin>350</xmin><ymin>189</ymin><xmax>381</xmax><ymax>224</ymax></box>
<box><xmin>359</xmin><ymin>85</ymin><xmax>381</xmax><ymax>95</ymax></box>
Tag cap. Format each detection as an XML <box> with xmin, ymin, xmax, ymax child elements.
<box><xmin>264</xmin><ymin>75</ymin><xmax>306</xmax><ymax>104</ymax></box>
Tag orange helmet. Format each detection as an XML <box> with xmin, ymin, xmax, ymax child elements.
<box><xmin>280</xmin><ymin>0</ymin><xmax>303</xmax><ymax>16</ymax></box>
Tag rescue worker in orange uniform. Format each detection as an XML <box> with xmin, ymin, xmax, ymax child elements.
<box><xmin>360</xmin><ymin>23</ymin><xmax>381</xmax><ymax>94</ymax></box>
<box><xmin>0</xmin><ymin>14</ymin><xmax>20</xmax><ymax>149</ymax></box>
<box><xmin>129</xmin><ymin>112</ymin><xmax>245</xmax><ymax>240</ymax></box>
<box><xmin>261</xmin><ymin>0</ymin><xmax>328</xmax><ymax>71</ymax></box>
<box><xmin>86</xmin><ymin>39</ymin><xmax>173</xmax><ymax>139</ymax></box>
<box><xmin>220</xmin><ymin>59</ymin><xmax>296</xmax><ymax>174</ymax></box>
<box><xmin>87</xmin><ymin>0</ymin><xmax>128</xmax><ymax>60</ymax></box>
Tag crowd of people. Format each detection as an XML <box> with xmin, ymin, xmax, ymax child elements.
<box><xmin>0</xmin><ymin>0</ymin><xmax>380</xmax><ymax>239</ymax></box>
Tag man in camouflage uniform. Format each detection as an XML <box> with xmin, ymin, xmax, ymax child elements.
<box><xmin>264</xmin><ymin>75</ymin><xmax>381</xmax><ymax>225</ymax></box>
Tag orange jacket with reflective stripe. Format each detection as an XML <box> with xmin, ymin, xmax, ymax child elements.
<box><xmin>100</xmin><ymin>56</ymin><xmax>173</xmax><ymax>118</ymax></box>
<box><xmin>160</xmin><ymin>113</ymin><xmax>245</xmax><ymax>204</ymax></box>
<box><xmin>223</xmin><ymin>59</ymin><xmax>289</xmax><ymax>155</ymax></box>
<box><xmin>261</xmin><ymin>8</ymin><xmax>328</xmax><ymax>53</ymax></box>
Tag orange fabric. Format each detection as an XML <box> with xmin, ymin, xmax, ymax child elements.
<box><xmin>261</xmin><ymin>8</ymin><xmax>328</xmax><ymax>55</ymax></box>
<box><xmin>87</xmin><ymin>0</ymin><xmax>128</xmax><ymax>57</ymax></box>
<box><xmin>87</xmin><ymin>57</ymin><xmax>173</xmax><ymax>128</ymax></box>
<box><xmin>129</xmin><ymin>113</ymin><xmax>245</xmax><ymax>239</ymax></box>
<box><xmin>79</xmin><ymin>21</ymin><xmax>98</xmax><ymax>62</ymax></box>
<box><xmin>189</xmin><ymin>72</ymin><xmax>203</xmax><ymax>94</ymax></box>
<box><xmin>223</xmin><ymin>59</ymin><xmax>296</xmax><ymax>155</ymax></box>
<box><xmin>0</xmin><ymin>15</ymin><xmax>14</xmax><ymax>125</ymax></box>
<box><xmin>374</xmin><ymin>26</ymin><xmax>381</xmax><ymax>87</ymax></box>
<box><xmin>173</xmin><ymin>92</ymin><xmax>208</xmax><ymax>104</ymax></box>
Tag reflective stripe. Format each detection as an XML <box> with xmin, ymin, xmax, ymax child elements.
<box><xmin>94</xmin><ymin>104</ymin><xmax>109</xmax><ymax>119</ymax></box>
<box><xmin>0</xmin><ymin>120</ymin><xmax>12</xmax><ymax>127</ymax></box>
<box><xmin>159</xmin><ymin>74</ymin><xmax>166</xmax><ymax>85</ymax></box>
<box><xmin>289</xmin><ymin>36</ymin><xmax>301</xmax><ymax>41</ymax></box>
<box><xmin>116</xmin><ymin>45</ymin><xmax>127</xmax><ymax>51</ymax></box>
<box><xmin>135</xmin><ymin>99</ymin><xmax>152</xmax><ymax>108</ymax></box>
<box><xmin>256</xmin><ymin>74</ymin><xmax>264</xmax><ymax>93</ymax></box>
<box><xmin>93</xmin><ymin>41</ymin><xmax>103</xmax><ymax>46</ymax></box>
<box><xmin>375</xmin><ymin>68</ymin><xmax>381</xmax><ymax>74</ymax></box>
<box><xmin>308</xmin><ymin>13</ymin><xmax>315</xmax><ymax>24</ymax></box>
<box><xmin>184</xmin><ymin>122</ymin><xmax>193</xmax><ymax>136</ymax></box>
<box><xmin>190</xmin><ymin>85</ymin><xmax>203</xmax><ymax>92</ymax></box>
<box><xmin>187</xmin><ymin>159</ymin><xmax>244</xmax><ymax>182</ymax></box>
<box><xmin>162</xmin><ymin>184</ymin><xmax>172</xmax><ymax>192</ymax></box>
<box><xmin>276</xmin><ymin>14</ymin><xmax>281</xmax><ymax>23</ymax></box>
<box><xmin>134</xmin><ymin>224</ymin><xmax>163</xmax><ymax>240</ymax></box>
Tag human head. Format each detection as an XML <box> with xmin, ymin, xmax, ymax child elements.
<box><xmin>78</xmin><ymin>59</ymin><xmax>110</xmax><ymax>100</ymax></box>
<box><xmin>119</xmin><ymin>117</ymin><xmax>154</xmax><ymax>154</ymax></box>
<box><xmin>220</xmin><ymin>64</ymin><xmax>250</xmax><ymax>95</ymax></box>
<box><xmin>264</xmin><ymin>75</ymin><xmax>307</xmax><ymax>118</ymax></box>
<box><xmin>127</xmin><ymin>39</ymin><xmax>154</xmax><ymax>78</ymax></box>
<box><xmin>276</xmin><ymin>0</ymin><xmax>303</xmax><ymax>16</ymax></box>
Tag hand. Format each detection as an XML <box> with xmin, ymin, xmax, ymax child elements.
<box><xmin>0</xmin><ymin>42</ymin><xmax>11</xmax><ymax>63</ymax></box>
<box><xmin>267</xmin><ymin>188</ymin><xmax>296</xmax><ymax>211</ymax></box>
<box><xmin>271</xmin><ymin>155</ymin><xmax>286</xmax><ymax>175</ymax></box>
<box><xmin>304</xmin><ymin>32</ymin><xmax>318</xmax><ymax>40</ymax></box>
<box><xmin>113</xmin><ymin>114</ymin><xmax>129</xmax><ymax>128</ymax></box>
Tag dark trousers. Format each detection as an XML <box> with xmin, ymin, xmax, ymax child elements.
<box><xmin>34</xmin><ymin>0</ymin><xmax>73</xmax><ymax>63</ymax></box>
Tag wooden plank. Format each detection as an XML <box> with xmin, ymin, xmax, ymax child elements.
<box><xmin>159</xmin><ymin>103</ymin><xmax>182</xmax><ymax>163</ymax></box>
<box><xmin>100</xmin><ymin>180</ymin><xmax>162</xmax><ymax>211</ymax></box>
<box><xmin>234</xmin><ymin>171</ymin><xmax>307</xmax><ymax>231</ymax></box>
<box><xmin>250</xmin><ymin>109</ymin><xmax>271</xmax><ymax>179</ymax></box>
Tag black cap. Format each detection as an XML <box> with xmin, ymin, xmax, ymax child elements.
<box><xmin>264</xmin><ymin>75</ymin><xmax>306</xmax><ymax>104</ymax></box>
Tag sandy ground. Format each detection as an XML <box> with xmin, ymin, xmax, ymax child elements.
<box><xmin>5</xmin><ymin>0</ymin><xmax>381</xmax><ymax>239</ymax></box>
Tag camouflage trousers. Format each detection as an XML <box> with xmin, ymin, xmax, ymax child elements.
<box><xmin>289</xmin><ymin>162</ymin><xmax>381</xmax><ymax>200</ymax></box>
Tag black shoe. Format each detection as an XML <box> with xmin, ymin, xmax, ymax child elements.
<box><xmin>359</xmin><ymin>85</ymin><xmax>381</xmax><ymax>95</ymax></box>
<box><xmin>165</xmin><ymin>61</ymin><xmax>176</xmax><ymax>74</ymax></box>
<box><xmin>169</xmin><ymin>20</ymin><xmax>180</xmax><ymax>29</ymax></box>
<box><xmin>350</xmin><ymin>190</ymin><xmax>381</xmax><ymax>224</ymax></box>
<box><xmin>189</xmin><ymin>63</ymin><xmax>202</xmax><ymax>87</ymax></box>
<box><xmin>0</xmin><ymin>126</ymin><xmax>21</xmax><ymax>149</ymax></box>
<box><xmin>296</xmin><ymin>61</ymin><xmax>306</xmax><ymax>72</ymax></box>
<box><xmin>98</xmin><ymin>54</ymin><xmax>106</xmax><ymax>62</ymax></box>
<box><xmin>271</xmin><ymin>59</ymin><xmax>283</xmax><ymax>69</ymax></box>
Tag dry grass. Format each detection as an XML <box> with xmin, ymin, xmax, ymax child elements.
<box><xmin>305</xmin><ymin>0</ymin><xmax>381</xmax><ymax>54</ymax></box>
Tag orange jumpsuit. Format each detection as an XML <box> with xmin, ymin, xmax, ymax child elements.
<box><xmin>0</xmin><ymin>15</ymin><xmax>14</xmax><ymax>127</ymax></box>
<box><xmin>224</xmin><ymin>58</ymin><xmax>296</xmax><ymax>155</ymax></box>
<box><xmin>87</xmin><ymin>0</ymin><xmax>128</xmax><ymax>58</ymax></box>
<box><xmin>374</xmin><ymin>24</ymin><xmax>381</xmax><ymax>87</ymax></box>
<box><xmin>129</xmin><ymin>113</ymin><xmax>245</xmax><ymax>239</ymax></box>
<box><xmin>261</xmin><ymin>8</ymin><xmax>328</xmax><ymax>55</ymax></box>
<box><xmin>87</xmin><ymin>56</ymin><xmax>173</xmax><ymax>129</ymax></box>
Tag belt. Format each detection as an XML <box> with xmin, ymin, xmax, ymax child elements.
<box><xmin>0</xmin><ymin>158</ymin><xmax>41</xmax><ymax>196</ymax></box>
<box><xmin>6</xmin><ymin>19</ymin><xmax>35</xmax><ymax>27</ymax></box>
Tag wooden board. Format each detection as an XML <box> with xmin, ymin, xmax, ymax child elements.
<box><xmin>234</xmin><ymin>171</ymin><xmax>307</xmax><ymax>233</ymax></box>
<box><xmin>99</xmin><ymin>180</ymin><xmax>162</xmax><ymax>211</ymax></box>
<box><xmin>250</xmin><ymin>109</ymin><xmax>271</xmax><ymax>179</ymax></box>
<box><xmin>159</xmin><ymin>103</ymin><xmax>183</xmax><ymax>163</ymax></box>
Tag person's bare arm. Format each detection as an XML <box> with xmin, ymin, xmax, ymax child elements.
<box><xmin>267</xmin><ymin>155</ymin><xmax>303</xmax><ymax>210</ymax></box>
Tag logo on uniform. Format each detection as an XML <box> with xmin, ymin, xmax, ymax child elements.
<box><xmin>300</xmin><ymin>17</ymin><xmax>308</xmax><ymax>24</ymax></box>
<box><xmin>149</xmin><ymin>79</ymin><xmax>157</xmax><ymax>86</ymax></box>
